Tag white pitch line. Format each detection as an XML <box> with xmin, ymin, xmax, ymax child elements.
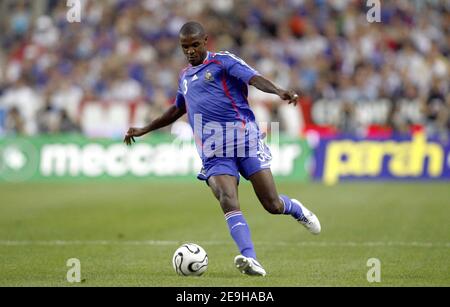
<box><xmin>0</xmin><ymin>240</ymin><xmax>449</xmax><ymax>248</ymax></box>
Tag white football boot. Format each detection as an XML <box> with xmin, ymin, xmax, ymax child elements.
<box><xmin>292</xmin><ymin>199</ymin><xmax>321</xmax><ymax>235</ymax></box>
<box><xmin>234</xmin><ymin>255</ymin><xmax>266</xmax><ymax>277</ymax></box>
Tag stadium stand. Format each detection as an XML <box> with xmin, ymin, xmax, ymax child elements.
<box><xmin>0</xmin><ymin>0</ymin><xmax>448</xmax><ymax>139</ymax></box>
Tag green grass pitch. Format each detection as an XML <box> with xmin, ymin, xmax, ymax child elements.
<box><xmin>0</xmin><ymin>181</ymin><xmax>449</xmax><ymax>286</ymax></box>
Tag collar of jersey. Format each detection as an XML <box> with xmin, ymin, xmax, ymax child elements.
<box><xmin>184</xmin><ymin>51</ymin><xmax>218</xmax><ymax>76</ymax></box>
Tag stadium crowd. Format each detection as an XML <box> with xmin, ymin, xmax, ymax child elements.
<box><xmin>0</xmin><ymin>0</ymin><xmax>448</xmax><ymax>139</ymax></box>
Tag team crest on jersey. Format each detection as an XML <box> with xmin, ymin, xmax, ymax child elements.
<box><xmin>205</xmin><ymin>70</ymin><xmax>214</xmax><ymax>82</ymax></box>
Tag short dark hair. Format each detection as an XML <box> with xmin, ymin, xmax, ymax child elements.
<box><xmin>179</xmin><ymin>21</ymin><xmax>206</xmax><ymax>37</ymax></box>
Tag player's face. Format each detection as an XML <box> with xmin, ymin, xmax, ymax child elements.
<box><xmin>180</xmin><ymin>33</ymin><xmax>208</xmax><ymax>66</ymax></box>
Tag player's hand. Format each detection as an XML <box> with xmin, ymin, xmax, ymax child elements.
<box><xmin>123</xmin><ymin>127</ymin><xmax>146</xmax><ymax>146</ymax></box>
<box><xmin>278</xmin><ymin>89</ymin><xmax>300</xmax><ymax>106</ymax></box>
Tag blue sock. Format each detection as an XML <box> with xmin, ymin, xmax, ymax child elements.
<box><xmin>280</xmin><ymin>195</ymin><xmax>304</xmax><ymax>220</ymax></box>
<box><xmin>225</xmin><ymin>210</ymin><xmax>257</xmax><ymax>259</ymax></box>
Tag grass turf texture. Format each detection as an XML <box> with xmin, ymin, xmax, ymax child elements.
<box><xmin>0</xmin><ymin>181</ymin><xmax>449</xmax><ymax>286</ymax></box>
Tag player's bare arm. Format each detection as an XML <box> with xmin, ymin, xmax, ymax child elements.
<box><xmin>249</xmin><ymin>75</ymin><xmax>299</xmax><ymax>106</ymax></box>
<box><xmin>124</xmin><ymin>104</ymin><xmax>186</xmax><ymax>146</ymax></box>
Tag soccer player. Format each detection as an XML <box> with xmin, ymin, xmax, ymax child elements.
<box><xmin>124</xmin><ymin>22</ymin><xmax>321</xmax><ymax>276</ymax></box>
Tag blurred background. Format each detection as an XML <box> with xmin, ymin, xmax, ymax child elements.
<box><xmin>1</xmin><ymin>0</ymin><xmax>449</xmax><ymax>137</ymax></box>
<box><xmin>0</xmin><ymin>0</ymin><xmax>449</xmax><ymax>183</ymax></box>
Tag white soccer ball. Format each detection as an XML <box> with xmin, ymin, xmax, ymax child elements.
<box><xmin>172</xmin><ymin>243</ymin><xmax>208</xmax><ymax>276</ymax></box>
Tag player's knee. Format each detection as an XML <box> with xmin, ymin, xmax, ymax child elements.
<box><xmin>218</xmin><ymin>190</ymin><xmax>238</xmax><ymax>209</ymax></box>
<box><xmin>262</xmin><ymin>197</ymin><xmax>284</xmax><ymax>215</ymax></box>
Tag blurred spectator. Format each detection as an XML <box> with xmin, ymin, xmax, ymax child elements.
<box><xmin>58</xmin><ymin>109</ymin><xmax>81</xmax><ymax>133</ymax></box>
<box><xmin>104</xmin><ymin>67</ymin><xmax>143</xmax><ymax>102</ymax></box>
<box><xmin>36</xmin><ymin>97</ymin><xmax>60</xmax><ymax>133</ymax></box>
<box><xmin>5</xmin><ymin>106</ymin><xmax>25</xmax><ymax>135</ymax></box>
<box><xmin>338</xmin><ymin>101</ymin><xmax>357</xmax><ymax>135</ymax></box>
<box><xmin>423</xmin><ymin>78</ymin><xmax>449</xmax><ymax>140</ymax></box>
<box><xmin>389</xmin><ymin>81</ymin><xmax>421</xmax><ymax>134</ymax></box>
<box><xmin>8</xmin><ymin>1</ymin><xmax>31</xmax><ymax>39</ymax></box>
<box><xmin>0</xmin><ymin>75</ymin><xmax>42</xmax><ymax>134</ymax></box>
<box><xmin>50</xmin><ymin>79</ymin><xmax>83</xmax><ymax>124</ymax></box>
<box><xmin>32</xmin><ymin>15</ymin><xmax>60</xmax><ymax>48</ymax></box>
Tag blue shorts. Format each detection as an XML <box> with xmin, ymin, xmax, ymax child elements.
<box><xmin>197</xmin><ymin>139</ymin><xmax>272</xmax><ymax>184</ymax></box>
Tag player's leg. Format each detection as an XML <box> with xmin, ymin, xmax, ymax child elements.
<box><xmin>248</xmin><ymin>168</ymin><xmax>321</xmax><ymax>234</ymax></box>
<box><xmin>207</xmin><ymin>175</ymin><xmax>240</xmax><ymax>214</ymax></box>
<box><xmin>207</xmin><ymin>174</ymin><xmax>266</xmax><ymax>276</ymax></box>
<box><xmin>207</xmin><ymin>175</ymin><xmax>256</xmax><ymax>259</ymax></box>
<box><xmin>248</xmin><ymin>169</ymin><xmax>284</xmax><ymax>214</ymax></box>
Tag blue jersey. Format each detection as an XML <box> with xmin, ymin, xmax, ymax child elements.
<box><xmin>175</xmin><ymin>51</ymin><xmax>261</xmax><ymax>159</ymax></box>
